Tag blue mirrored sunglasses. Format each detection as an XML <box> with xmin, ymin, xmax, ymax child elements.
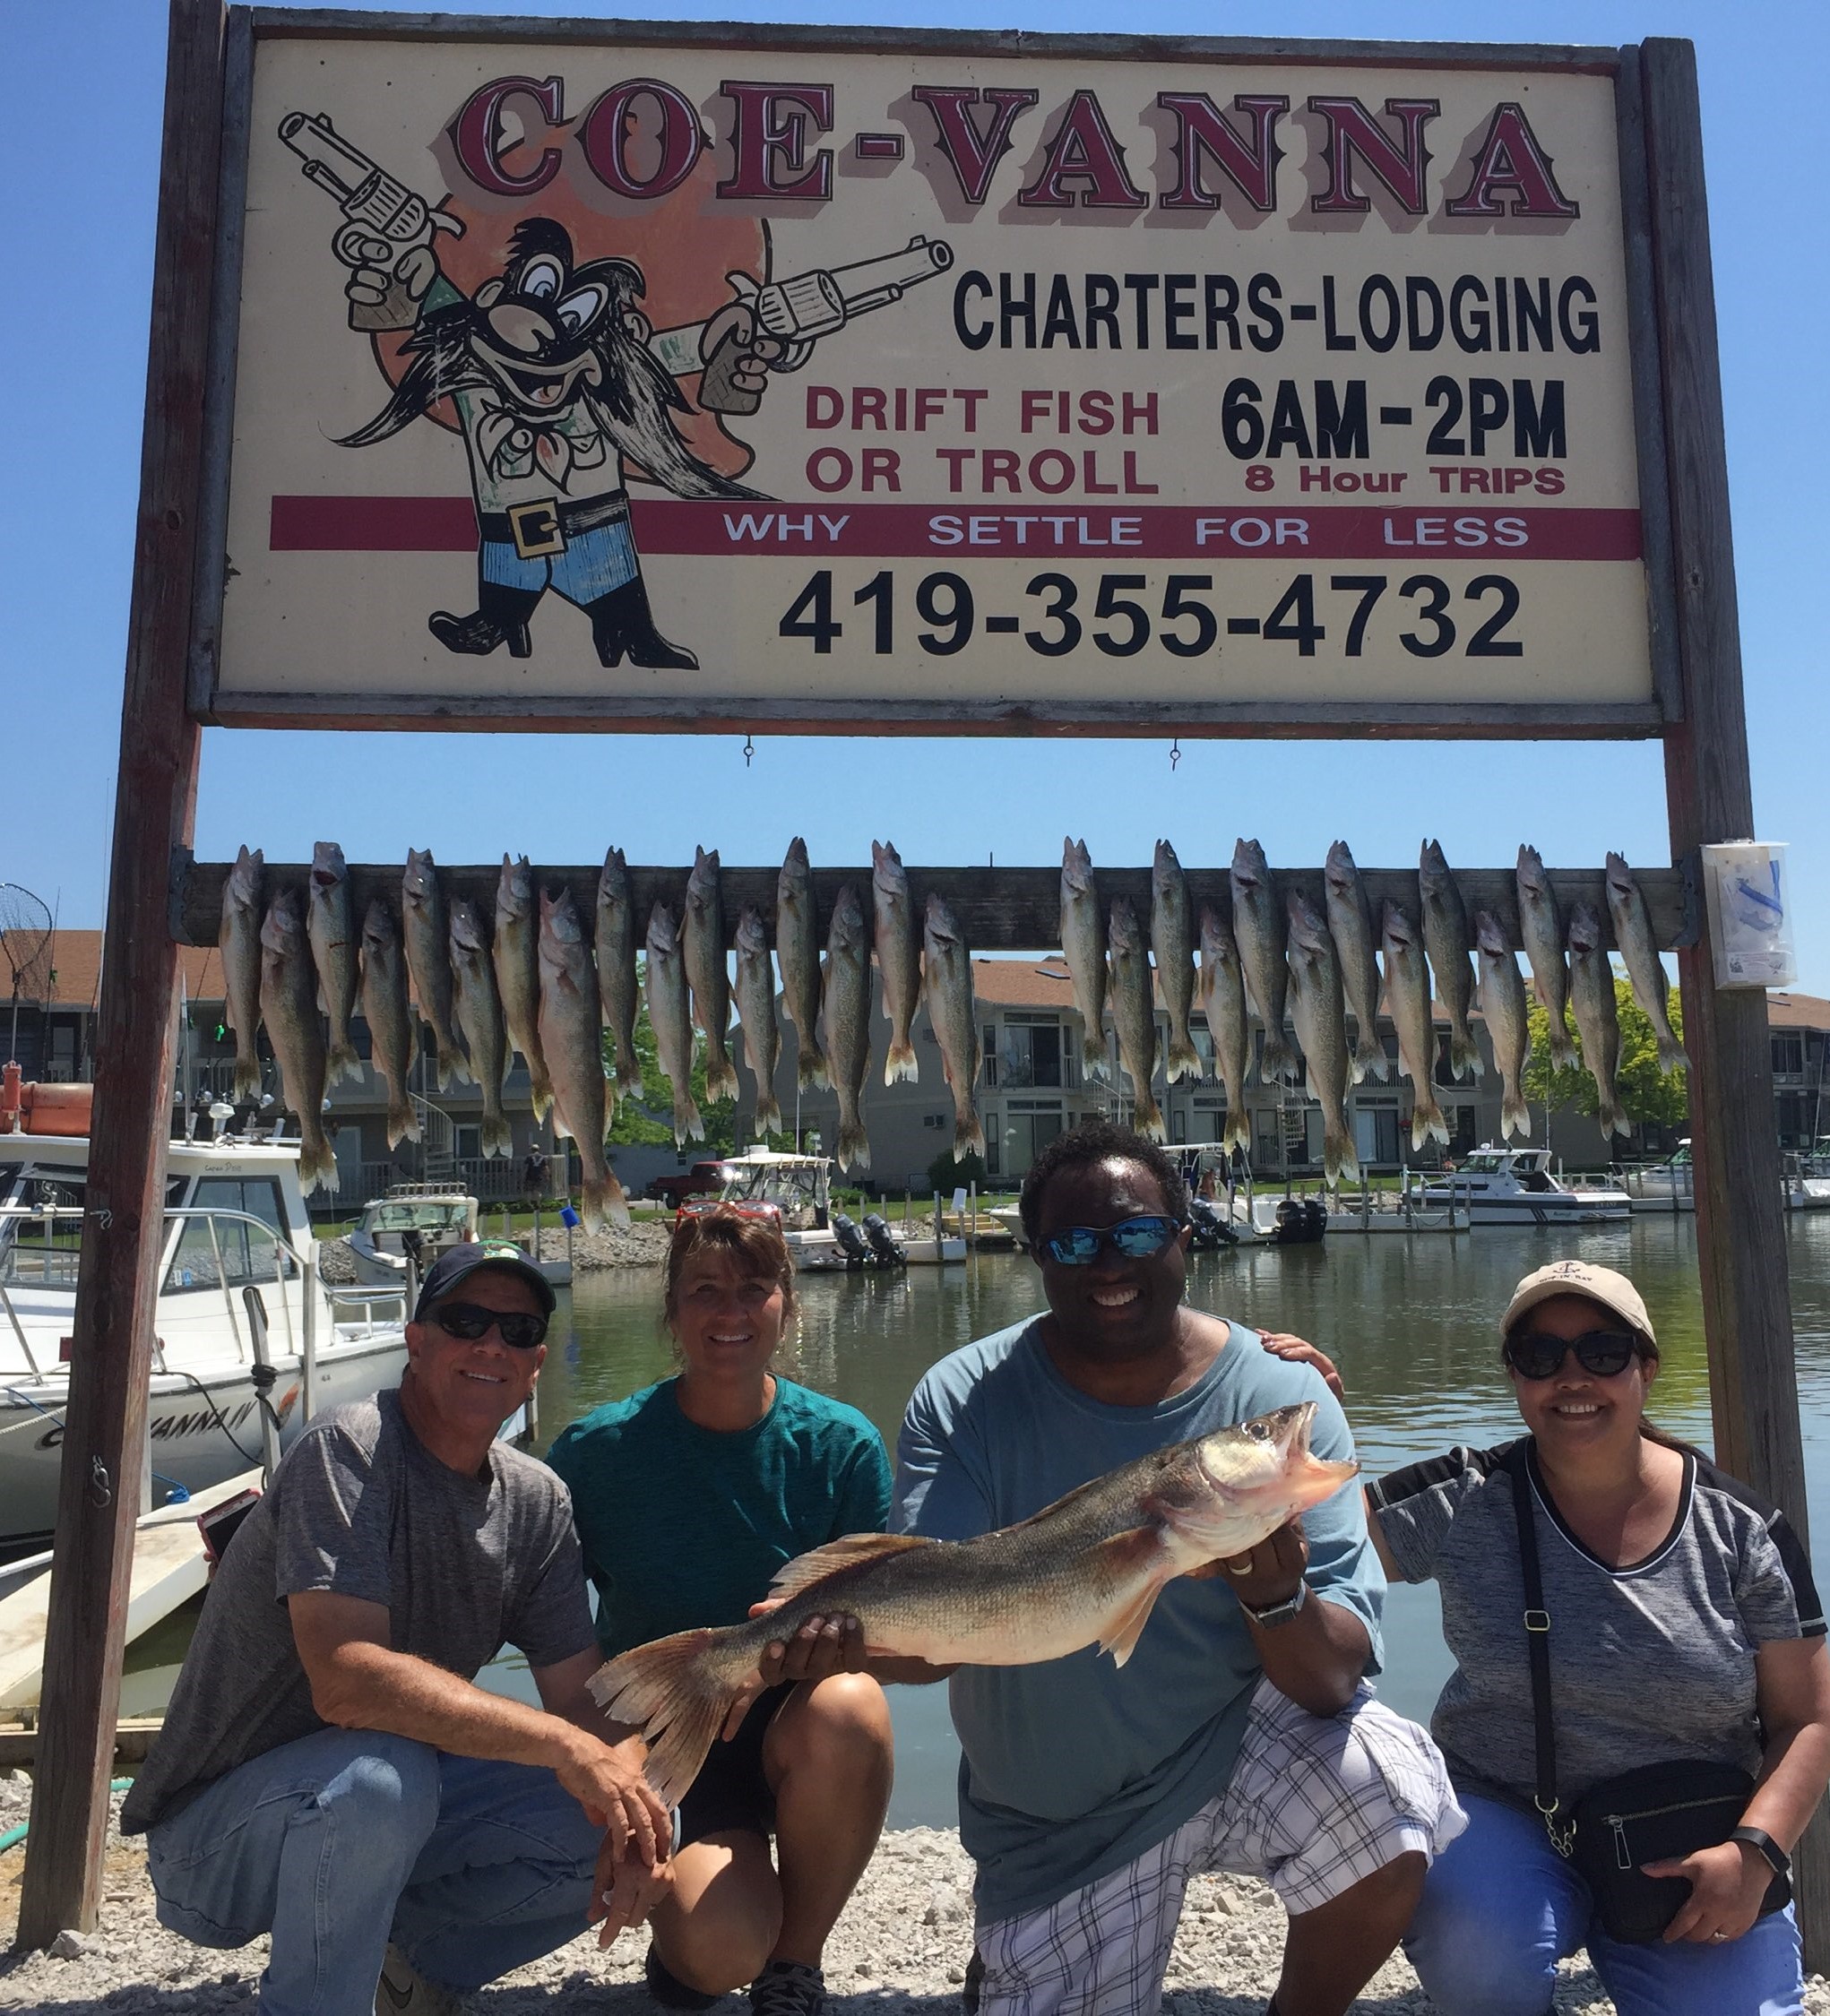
<box><xmin>1040</xmin><ymin>1215</ymin><xmax>1185</xmax><ymax>1265</ymax></box>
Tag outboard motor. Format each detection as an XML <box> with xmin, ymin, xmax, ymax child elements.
<box><xmin>831</xmin><ymin>1212</ymin><xmax>871</xmax><ymax>1266</ymax></box>
<box><xmin>861</xmin><ymin>1212</ymin><xmax>906</xmax><ymax>1265</ymax></box>
<box><xmin>1186</xmin><ymin>1195</ymin><xmax>1238</xmax><ymax>1249</ymax></box>
<box><xmin>1300</xmin><ymin>1197</ymin><xmax>1328</xmax><ymax>1240</ymax></box>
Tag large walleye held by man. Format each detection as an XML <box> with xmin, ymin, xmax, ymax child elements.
<box><xmin>591</xmin><ymin>1402</ymin><xmax>1356</xmax><ymax>1808</ymax></box>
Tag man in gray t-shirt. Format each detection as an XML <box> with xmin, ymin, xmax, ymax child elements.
<box><xmin>123</xmin><ymin>1244</ymin><xmax>670</xmax><ymax>2014</ymax></box>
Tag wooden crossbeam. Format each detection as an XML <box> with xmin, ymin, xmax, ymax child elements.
<box><xmin>173</xmin><ymin>859</ymin><xmax>1688</xmax><ymax>958</ymax></box>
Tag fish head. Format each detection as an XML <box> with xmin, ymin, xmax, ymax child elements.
<box><xmin>1380</xmin><ymin>900</ymin><xmax>1417</xmax><ymax>955</ymax></box>
<box><xmin>1324</xmin><ymin>840</ymin><xmax>1357</xmax><ymax>896</ymax></box>
<box><xmin>1198</xmin><ymin>902</ymin><xmax>1236</xmax><ymax>966</ymax></box>
<box><xmin>735</xmin><ymin>906</ymin><xmax>768</xmax><ymax>959</ymax></box>
<box><xmin>598</xmin><ymin>845</ymin><xmax>629</xmax><ymax>903</ymax></box>
<box><xmin>260</xmin><ymin>888</ymin><xmax>306</xmax><ymax>953</ymax></box>
<box><xmin>1063</xmin><ymin>837</ymin><xmax>1094</xmax><ymax>893</ymax></box>
<box><xmin>1605</xmin><ymin>852</ymin><xmax>1634</xmax><ymax>899</ymax></box>
<box><xmin>686</xmin><ymin>849</ymin><xmax>720</xmax><ymax>913</ymax></box>
<box><xmin>1474</xmin><ymin>909</ymin><xmax>1510</xmax><ymax>960</ymax></box>
<box><xmin>1420</xmin><ymin>839</ymin><xmax>1451</xmax><ymax>892</ymax></box>
<box><xmin>360</xmin><ymin>899</ymin><xmax>396</xmax><ymax>953</ymax></box>
<box><xmin>310</xmin><ymin>840</ymin><xmax>347</xmax><ymax>891</ymax></box>
<box><xmin>1567</xmin><ymin>902</ymin><xmax>1604</xmax><ymax>959</ymax></box>
<box><xmin>1285</xmin><ymin>891</ymin><xmax>1328</xmax><ymax>954</ymax></box>
<box><xmin>540</xmin><ymin>885</ymin><xmax>584</xmax><ymax>946</ymax></box>
<box><xmin>1517</xmin><ymin>843</ymin><xmax>1549</xmax><ymax>897</ymax></box>
<box><xmin>783</xmin><ymin>837</ymin><xmax>810</xmax><ymax>875</ymax></box>
<box><xmin>449</xmin><ymin>899</ymin><xmax>487</xmax><ymax>959</ymax></box>
<box><xmin>1231</xmin><ymin>838</ymin><xmax>1266</xmax><ymax>888</ymax></box>
<box><xmin>497</xmin><ymin>854</ymin><xmax>534</xmax><ymax>919</ymax></box>
<box><xmin>1108</xmin><ymin>895</ymin><xmax>1142</xmax><ymax>952</ymax></box>
<box><xmin>1152</xmin><ymin>838</ymin><xmax>1181</xmax><ymax>890</ymax></box>
<box><xmin>646</xmin><ymin>900</ymin><xmax>681</xmax><ymax>957</ymax></box>
<box><xmin>1167</xmin><ymin>1403</ymin><xmax>1359</xmax><ymax>1553</ymax></box>
<box><xmin>403</xmin><ymin>849</ymin><xmax>436</xmax><ymax>904</ymax></box>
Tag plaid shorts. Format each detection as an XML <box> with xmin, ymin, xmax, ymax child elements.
<box><xmin>972</xmin><ymin>1679</ymin><xmax>1466</xmax><ymax>2016</ymax></box>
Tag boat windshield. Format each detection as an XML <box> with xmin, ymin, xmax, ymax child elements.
<box><xmin>720</xmin><ymin>1161</ymin><xmax>825</xmax><ymax>1230</ymax></box>
<box><xmin>1461</xmin><ymin>1152</ymin><xmax>1506</xmax><ymax>1175</ymax></box>
<box><xmin>0</xmin><ymin>1170</ymin><xmax>186</xmax><ymax>1290</ymax></box>
<box><xmin>365</xmin><ymin>1201</ymin><xmax>471</xmax><ymax>1236</ymax></box>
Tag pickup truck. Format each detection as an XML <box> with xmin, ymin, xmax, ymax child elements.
<box><xmin>643</xmin><ymin>1160</ymin><xmax>728</xmax><ymax>1208</ymax></box>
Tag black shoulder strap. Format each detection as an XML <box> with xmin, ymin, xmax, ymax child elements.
<box><xmin>1506</xmin><ymin>1439</ymin><xmax>1573</xmax><ymax>1853</ymax></box>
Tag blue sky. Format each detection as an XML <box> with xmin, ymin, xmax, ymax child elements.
<box><xmin>6</xmin><ymin>1</ymin><xmax>1826</xmax><ymax>986</ymax></box>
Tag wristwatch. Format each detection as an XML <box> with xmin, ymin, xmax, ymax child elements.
<box><xmin>1240</xmin><ymin>1581</ymin><xmax>1308</xmax><ymax>1628</ymax></box>
<box><xmin>1731</xmin><ymin>1827</ymin><xmax>1791</xmax><ymax>1881</ymax></box>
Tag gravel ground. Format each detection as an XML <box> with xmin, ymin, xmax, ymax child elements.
<box><xmin>5</xmin><ymin>1784</ymin><xmax>1826</xmax><ymax>2013</ymax></box>
<box><xmin>315</xmin><ymin>1223</ymin><xmax>671</xmax><ymax>1284</ymax></box>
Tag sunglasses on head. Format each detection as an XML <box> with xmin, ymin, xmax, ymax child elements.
<box><xmin>1040</xmin><ymin>1215</ymin><xmax>1184</xmax><ymax>1266</ymax></box>
<box><xmin>1504</xmin><ymin>1328</ymin><xmax>1642</xmax><ymax>1382</ymax></box>
<box><xmin>428</xmin><ymin>1302</ymin><xmax>548</xmax><ymax>1350</ymax></box>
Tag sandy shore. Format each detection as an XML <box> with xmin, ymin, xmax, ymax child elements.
<box><xmin>4</xmin><ymin>1785</ymin><xmax>1825</xmax><ymax>2012</ymax></box>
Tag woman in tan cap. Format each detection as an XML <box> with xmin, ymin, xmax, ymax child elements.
<box><xmin>1274</xmin><ymin>1259</ymin><xmax>1830</xmax><ymax>2016</ymax></box>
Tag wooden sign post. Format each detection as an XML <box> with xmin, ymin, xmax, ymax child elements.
<box><xmin>17</xmin><ymin>8</ymin><xmax>1824</xmax><ymax>1973</ymax></box>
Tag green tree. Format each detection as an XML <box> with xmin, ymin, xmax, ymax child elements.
<box><xmin>1521</xmin><ymin>968</ymin><xmax>1687</xmax><ymax>1131</ymax></box>
<box><xmin>927</xmin><ymin>1148</ymin><xmax>987</xmax><ymax>1193</ymax></box>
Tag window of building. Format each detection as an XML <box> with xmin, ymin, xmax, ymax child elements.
<box><xmin>982</xmin><ymin>1025</ymin><xmax>999</xmax><ymax>1087</ymax></box>
<box><xmin>1002</xmin><ymin>1100</ymin><xmax>1064</xmax><ymax>1177</ymax></box>
<box><xmin>1000</xmin><ymin>1018</ymin><xmax>1063</xmax><ymax>1090</ymax></box>
<box><xmin>1773</xmin><ymin>1032</ymin><xmax>1805</xmax><ymax>1077</ymax></box>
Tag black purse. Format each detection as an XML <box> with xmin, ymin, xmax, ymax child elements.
<box><xmin>1506</xmin><ymin>1443</ymin><xmax>1790</xmax><ymax>1944</ymax></box>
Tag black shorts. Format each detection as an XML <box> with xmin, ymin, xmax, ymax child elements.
<box><xmin>676</xmin><ymin>1683</ymin><xmax>794</xmax><ymax>1848</ymax></box>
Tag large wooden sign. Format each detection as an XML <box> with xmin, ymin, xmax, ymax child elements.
<box><xmin>194</xmin><ymin>17</ymin><xmax>1673</xmax><ymax>734</ymax></box>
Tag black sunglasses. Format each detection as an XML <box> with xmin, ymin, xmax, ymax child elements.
<box><xmin>1040</xmin><ymin>1215</ymin><xmax>1185</xmax><ymax>1266</ymax></box>
<box><xmin>1505</xmin><ymin>1329</ymin><xmax>1641</xmax><ymax>1382</ymax></box>
<box><xmin>428</xmin><ymin>1302</ymin><xmax>549</xmax><ymax>1350</ymax></box>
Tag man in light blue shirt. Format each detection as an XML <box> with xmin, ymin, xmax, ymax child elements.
<box><xmin>890</xmin><ymin>1121</ymin><xmax>1463</xmax><ymax>2016</ymax></box>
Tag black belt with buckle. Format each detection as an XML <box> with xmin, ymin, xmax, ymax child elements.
<box><xmin>480</xmin><ymin>491</ymin><xmax>631</xmax><ymax>562</ymax></box>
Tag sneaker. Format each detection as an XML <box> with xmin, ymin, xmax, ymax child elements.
<box><xmin>748</xmin><ymin>1959</ymin><xmax>826</xmax><ymax>2016</ymax></box>
<box><xmin>645</xmin><ymin>1940</ymin><xmax>723</xmax><ymax>2010</ymax></box>
<box><xmin>374</xmin><ymin>1944</ymin><xmax>468</xmax><ymax>2016</ymax></box>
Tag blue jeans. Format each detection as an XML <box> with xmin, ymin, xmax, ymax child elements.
<box><xmin>1403</xmin><ymin>1792</ymin><xmax>1803</xmax><ymax>2016</ymax></box>
<box><xmin>146</xmin><ymin>1727</ymin><xmax>601</xmax><ymax>2013</ymax></box>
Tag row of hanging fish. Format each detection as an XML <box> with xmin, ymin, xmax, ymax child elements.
<box><xmin>1062</xmin><ymin>839</ymin><xmax>1683</xmax><ymax>1187</ymax></box>
<box><xmin>216</xmin><ymin>839</ymin><xmax>987</xmax><ymax>1213</ymax></box>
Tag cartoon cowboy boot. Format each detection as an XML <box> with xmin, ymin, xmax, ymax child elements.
<box><xmin>585</xmin><ymin>577</ymin><xmax>699</xmax><ymax>671</ymax></box>
<box><xmin>427</xmin><ymin>582</ymin><xmax>541</xmax><ymax>659</ymax></box>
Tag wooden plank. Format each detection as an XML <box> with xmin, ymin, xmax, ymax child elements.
<box><xmin>200</xmin><ymin>691</ymin><xmax>1670</xmax><ymax>738</ymax></box>
<box><xmin>15</xmin><ymin>0</ymin><xmax>221</xmax><ymax>1951</ymax></box>
<box><xmin>1640</xmin><ymin>36</ymin><xmax>1828</xmax><ymax>1969</ymax></box>
<box><xmin>172</xmin><ymin>859</ymin><xmax>1689</xmax><ymax>958</ymax></box>
<box><xmin>0</xmin><ymin>1722</ymin><xmax>164</xmax><ymax>1772</ymax></box>
<box><xmin>249</xmin><ymin>12</ymin><xmax>1622</xmax><ymax>72</ymax></box>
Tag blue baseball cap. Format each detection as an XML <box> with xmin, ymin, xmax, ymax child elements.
<box><xmin>412</xmin><ymin>1240</ymin><xmax>557</xmax><ymax>1323</ymax></box>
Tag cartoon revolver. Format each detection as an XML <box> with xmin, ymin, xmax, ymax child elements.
<box><xmin>695</xmin><ymin>236</ymin><xmax>954</xmax><ymax>414</ymax></box>
<box><xmin>279</xmin><ymin>112</ymin><xmax>464</xmax><ymax>331</ymax></box>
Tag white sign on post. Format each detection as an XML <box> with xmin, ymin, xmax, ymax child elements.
<box><xmin>199</xmin><ymin>22</ymin><xmax>1659</xmax><ymax>733</ymax></box>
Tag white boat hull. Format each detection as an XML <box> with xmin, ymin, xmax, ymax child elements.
<box><xmin>0</xmin><ymin>1336</ymin><xmax>406</xmax><ymax>1551</ymax></box>
<box><xmin>1420</xmin><ymin>1194</ymin><xmax>1632</xmax><ymax>1226</ymax></box>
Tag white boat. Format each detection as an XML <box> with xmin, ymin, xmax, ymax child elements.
<box><xmin>709</xmin><ymin>1148</ymin><xmax>966</xmax><ymax>1269</ymax></box>
<box><xmin>1627</xmin><ymin>1139</ymin><xmax>1830</xmax><ymax>1215</ymax></box>
<box><xmin>0</xmin><ymin>1128</ymin><xmax>409</xmax><ymax>1552</ymax></box>
<box><xmin>1416</xmin><ymin>1146</ymin><xmax>1633</xmax><ymax>1227</ymax></box>
<box><xmin>348</xmin><ymin>1185</ymin><xmax>479</xmax><ymax>1286</ymax></box>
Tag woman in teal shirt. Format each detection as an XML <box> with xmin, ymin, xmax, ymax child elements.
<box><xmin>548</xmin><ymin>1208</ymin><xmax>893</xmax><ymax>2016</ymax></box>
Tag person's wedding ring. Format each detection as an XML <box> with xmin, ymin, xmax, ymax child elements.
<box><xmin>1225</xmin><ymin>1555</ymin><xmax>1255</xmax><ymax>1574</ymax></box>
<box><xmin>1711</xmin><ymin>1931</ymin><xmax>1727</xmax><ymax>1942</ymax></box>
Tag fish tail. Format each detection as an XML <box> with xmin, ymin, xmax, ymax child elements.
<box><xmin>585</xmin><ymin>1171</ymin><xmax>632</xmax><ymax>1233</ymax></box>
<box><xmin>587</xmin><ymin>1630</ymin><xmax>744</xmax><ymax>1812</ymax></box>
<box><xmin>837</xmin><ymin>1117</ymin><xmax>872</xmax><ymax>1173</ymax></box>
<box><xmin>797</xmin><ymin>1044</ymin><xmax>829</xmax><ymax>1091</ymax></box>
<box><xmin>1166</xmin><ymin>1036</ymin><xmax>1202</xmax><ymax>1085</ymax></box>
<box><xmin>1351</xmin><ymin>1031</ymin><xmax>1387</xmax><ymax>1084</ymax></box>
<box><xmin>1449</xmin><ymin>1030</ymin><xmax>1484</xmax><ymax>1081</ymax></box>
<box><xmin>433</xmin><ymin>1034</ymin><xmax>466</xmax><ymax>1090</ymax></box>
<box><xmin>327</xmin><ymin>1038</ymin><xmax>361</xmax><ymax>1088</ymax></box>
<box><xmin>384</xmin><ymin>1091</ymin><xmax>417</xmax><ymax>1151</ymax></box>
<box><xmin>481</xmin><ymin>1113</ymin><xmax>514</xmax><ymax>1159</ymax></box>
<box><xmin>1133</xmin><ymin>1090</ymin><xmax>1168</xmax><ymax>1145</ymax></box>
<box><xmin>706</xmin><ymin>1056</ymin><xmax>739</xmax><ymax>1102</ymax></box>
<box><xmin>528</xmin><ymin>1063</ymin><xmax>555</xmax><ymax>1124</ymax></box>
<box><xmin>1501</xmin><ymin>1088</ymin><xmax>1531</xmax><ymax>1142</ymax></box>
<box><xmin>1222</xmin><ymin>1111</ymin><xmax>1251</xmax><ymax>1156</ymax></box>
<box><xmin>615</xmin><ymin>1054</ymin><xmax>643</xmax><ymax>1098</ymax></box>
<box><xmin>232</xmin><ymin>1051</ymin><xmax>263</xmax><ymax>1103</ymax></box>
<box><xmin>754</xmin><ymin>1092</ymin><xmax>784</xmax><ymax>1136</ymax></box>
<box><xmin>1324</xmin><ymin>1124</ymin><xmax>1360</xmax><ymax>1189</ymax></box>
<box><xmin>1549</xmin><ymin>1018</ymin><xmax>1579</xmax><ymax>1070</ymax></box>
<box><xmin>1411</xmin><ymin>1096</ymin><xmax>1450</xmax><ymax>1151</ymax></box>
<box><xmin>1657</xmin><ymin>1032</ymin><xmax>1687</xmax><ymax>1075</ymax></box>
<box><xmin>1261</xmin><ymin>1032</ymin><xmax>1298</xmax><ymax>1084</ymax></box>
<box><xmin>884</xmin><ymin>1038</ymin><xmax>919</xmax><ymax>1086</ymax></box>
<box><xmin>954</xmin><ymin>1106</ymin><xmax>987</xmax><ymax>1162</ymax></box>
<box><xmin>1599</xmin><ymin>1087</ymin><xmax>1632</xmax><ymax>1139</ymax></box>
<box><xmin>673</xmin><ymin>1091</ymin><xmax>705</xmax><ymax>1148</ymax></box>
<box><xmin>300</xmin><ymin>1133</ymin><xmax>339</xmax><ymax>1197</ymax></box>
